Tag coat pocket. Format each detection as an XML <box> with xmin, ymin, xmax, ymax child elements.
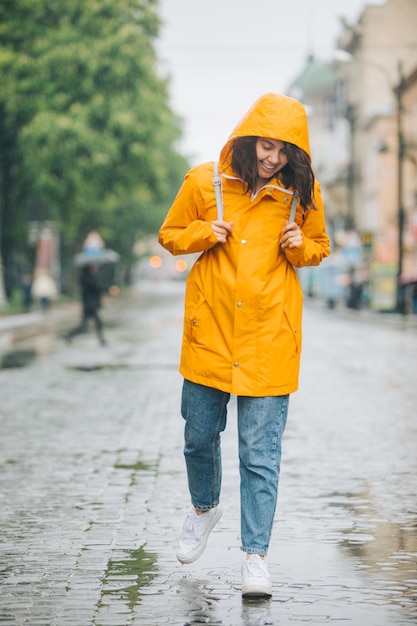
<box><xmin>283</xmin><ymin>307</ymin><xmax>302</xmax><ymax>353</ymax></box>
<box><xmin>184</xmin><ymin>294</ymin><xmax>212</xmax><ymax>347</ymax></box>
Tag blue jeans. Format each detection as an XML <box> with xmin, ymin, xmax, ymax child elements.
<box><xmin>181</xmin><ymin>379</ymin><xmax>289</xmax><ymax>555</ymax></box>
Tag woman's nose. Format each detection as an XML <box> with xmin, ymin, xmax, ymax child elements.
<box><xmin>269</xmin><ymin>150</ymin><xmax>280</xmax><ymax>164</ymax></box>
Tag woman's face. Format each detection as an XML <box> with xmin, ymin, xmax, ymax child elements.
<box><xmin>255</xmin><ymin>138</ymin><xmax>288</xmax><ymax>181</ymax></box>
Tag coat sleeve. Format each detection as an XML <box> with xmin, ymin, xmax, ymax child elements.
<box><xmin>284</xmin><ymin>180</ymin><xmax>331</xmax><ymax>268</ymax></box>
<box><xmin>159</xmin><ymin>168</ymin><xmax>219</xmax><ymax>256</ymax></box>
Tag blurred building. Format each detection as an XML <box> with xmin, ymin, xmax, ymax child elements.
<box><xmin>288</xmin><ymin>0</ymin><xmax>417</xmax><ymax>312</ymax></box>
<box><xmin>288</xmin><ymin>55</ymin><xmax>347</xmax><ymax>234</ymax></box>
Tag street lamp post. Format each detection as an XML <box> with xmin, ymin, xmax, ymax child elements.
<box><xmin>0</xmin><ymin>201</ymin><xmax>5</xmax><ymax>307</ymax></box>
<box><xmin>396</xmin><ymin>61</ymin><xmax>406</xmax><ymax>314</ymax></box>
<box><xmin>345</xmin><ymin>103</ymin><xmax>356</xmax><ymax>230</ymax></box>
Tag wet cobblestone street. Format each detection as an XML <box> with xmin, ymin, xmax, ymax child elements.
<box><xmin>1</xmin><ymin>281</ymin><xmax>416</xmax><ymax>625</ymax></box>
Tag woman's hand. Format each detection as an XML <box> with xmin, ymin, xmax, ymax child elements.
<box><xmin>280</xmin><ymin>221</ymin><xmax>303</xmax><ymax>250</ymax></box>
<box><xmin>212</xmin><ymin>220</ymin><xmax>233</xmax><ymax>243</ymax></box>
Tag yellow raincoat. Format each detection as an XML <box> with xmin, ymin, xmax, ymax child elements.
<box><xmin>159</xmin><ymin>93</ymin><xmax>330</xmax><ymax>396</ymax></box>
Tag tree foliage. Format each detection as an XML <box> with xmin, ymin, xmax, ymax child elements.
<box><xmin>0</xmin><ymin>0</ymin><xmax>188</xmax><ymax>294</ymax></box>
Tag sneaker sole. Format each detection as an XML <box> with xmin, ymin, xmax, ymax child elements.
<box><xmin>242</xmin><ymin>585</ymin><xmax>272</xmax><ymax>598</ymax></box>
<box><xmin>241</xmin><ymin>576</ymin><xmax>272</xmax><ymax>598</ymax></box>
<box><xmin>176</xmin><ymin>507</ymin><xmax>223</xmax><ymax>564</ymax></box>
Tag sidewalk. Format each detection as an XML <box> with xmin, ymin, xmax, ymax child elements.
<box><xmin>0</xmin><ymin>280</ymin><xmax>416</xmax><ymax>625</ymax></box>
<box><xmin>0</xmin><ymin>296</ymin><xmax>119</xmax><ymax>361</ymax></box>
<box><xmin>304</xmin><ymin>295</ymin><xmax>417</xmax><ymax>331</ymax></box>
<box><xmin>0</xmin><ymin>301</ymin><xmax>78</xmax><ymax>350</ymax></box>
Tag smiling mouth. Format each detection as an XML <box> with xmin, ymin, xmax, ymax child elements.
<box><xmin>260</xmin><ymin>161</ymin><xmax>275</xmax><ymax>171</ymax></box>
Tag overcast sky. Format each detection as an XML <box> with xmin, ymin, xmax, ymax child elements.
<box><xmin>156</xmin><ymin>0</ymin><xmax>385</xmax><ymax>165</ymax></box>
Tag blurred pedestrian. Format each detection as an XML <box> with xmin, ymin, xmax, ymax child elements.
<box><xmin>21</xmin><ymin>273</ymin><xmax>33</xmax><ymax>312</ymax></box>
<box><xmin>412</xmin><ymin>283</ymin><xmax>417</xmax><ymax>314</ymax></box>
<box><xmin>31</xmin><ymin>268</ymin><xmax>57</xmax><ymax>313</ymax></box>
<box><xmin>159</xmin><ymin>93</ymin><xmax>330</xmax><ymax>598</ymax></box>
<box><xmin>64</xmin><ymin>264</ymin><xmax>106</xmax><ymax>346</ymax></box>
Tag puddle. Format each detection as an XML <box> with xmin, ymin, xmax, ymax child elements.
<box><xmin>0</xmin><ymin>349</ymin><xmax>37</xmax><ymax>369</ymax></box>
<box><xmin>98</xmin><ymin>545</ymin><xmax>158</xmax><ymax>610</ymax></box>
<box><xmin>114</xmin><ymin>460</ymin><xmax>153</xmax><ymax>472</ymax></box>
<box><xmin>66</xmin><ymin>364</ymin><xmax>113</xmax><ymax>372</ymax></box>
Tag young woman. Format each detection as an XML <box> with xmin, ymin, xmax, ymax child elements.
<box><xmin>159</xmin><ymin>93</ymin><xmax>330</xmax><ymax>597</ymax></box>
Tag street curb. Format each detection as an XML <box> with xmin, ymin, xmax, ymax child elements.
<box><xmin>304</xmin><ymin>297</ymin><xmax>417</xmax><ymax>331</ymax></box>
<box><xmin>0</xmin><ymin>303</ymin><xmax>78</xmax><ymax>358</ymax></box>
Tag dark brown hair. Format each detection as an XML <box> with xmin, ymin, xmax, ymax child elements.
<box><xmin>229</xmin><ymin>136</ymin><xmax>316</xmax><ymax>211</ymax></box>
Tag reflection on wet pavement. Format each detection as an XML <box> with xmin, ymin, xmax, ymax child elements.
<box><xmin>99</xmin><ymin>545</ymin><xmax>158</xmax><ymax>612</ymax></box>
<box><xmin>339</xmin><ymin>497</ymin><xmax>417</xmax><ymax>620</ymax></box>
<box><xmin>241</xmin><ymin>598</ymin><xmax>273</xmax><ymax>626</ymax></box>
<box><xmin>179</xmin><ymin>578</ymin><xmax>222</xmax><ymax>625</ymax></box>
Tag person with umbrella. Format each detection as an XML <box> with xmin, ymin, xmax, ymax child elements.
<box><xmin>64</xmin><ymin>263</ymin><xmax>106</xmax><ymax>346</ymax></box>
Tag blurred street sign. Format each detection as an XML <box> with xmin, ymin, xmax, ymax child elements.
<box><xmin>361</xmin><ymin>231</ymin><xmax>374</xmax><ymax>252</ymax></box>
<box><xmin>342</xmin><ymin>230</ymin><xmax>362</xmax><ymax>268</ymax></box>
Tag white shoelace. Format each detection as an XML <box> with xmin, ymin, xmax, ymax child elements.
<box><xmin>181</xmin><ymin>510</ymin><xmax>201</xmax><ymax>540</ymax></box>
<box><xmin>246</xmin><ymin>556</ymin><xmax>269</xmax><ymax>578</ymax></box>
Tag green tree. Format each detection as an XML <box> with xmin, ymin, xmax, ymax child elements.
<box><xmin>0</xmin><ymin>0</ymin><xmax>188</xmax><ymax>297</ymax></box>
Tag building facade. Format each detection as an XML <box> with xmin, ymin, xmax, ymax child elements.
<box><xmin>289</xmin><ymin>0</ymin><xmax>417</xmax><ymax>312</ymax></box>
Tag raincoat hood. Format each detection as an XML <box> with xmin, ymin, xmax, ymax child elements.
<box><xmin>220</xmin><ymin>92</ymin><xmax>311</xmax><ymax>166</ymax></box>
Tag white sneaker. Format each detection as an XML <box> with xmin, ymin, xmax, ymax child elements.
<box><xmin>176</xmin><ymin>505</ymin><xmax>223</xmax><ymax>564</ymax></box>
<box><xmin>241</xmin><ymin>554</ymin><xmax>272</xmax><ymax>597</ymax></box>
